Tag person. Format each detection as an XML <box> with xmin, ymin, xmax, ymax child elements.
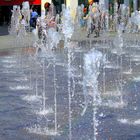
<box><xmin>44</xmin><ymin>2</ymin><xmax>51</xmax><ymax>15</ymax></box>
<box><xmin>18</xmin><ymin>15</ymin><xmax>26</xmax><ymax>36</ymax></box>
<box><xmin>30</xmin><ymin>9</ymin><xmax>38</xmax><ymax>28</ymax></box>
<box><xmin>80</xmin><ymin>5</ymin><xmax>88</xmax><ymax>28</ymax></box>
<box><xmin>84</xmin><ymin>1</ymin><xmax>95</xmax><ymax>37</ymax></box>
<box><xmin>20</xmin><ymin>15</ymin><xmax>26</xmax><ymax>26</ymax></box>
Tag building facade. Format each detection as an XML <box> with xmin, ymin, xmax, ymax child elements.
<box><xmin>1</xmin><ymin>0</ymin><xmax>140</xmax><ymax>25</ymax></box>
<box><xmin>0</xmin><ymin>0</ymin><xmax>41</xmax><ymax>6</ymax></box>
<box><xmin>0</xmin><ymin>0</ymin><xmax>41</xmax><ymax>25</ymax></box>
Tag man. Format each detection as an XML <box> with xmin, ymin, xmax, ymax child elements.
<box><xmin>86</xmin><ymin>0</ymin><xmax>100</xmax><ymax>38</ymax></box>
<box><xmin>30</xmin><ymin>9</ymin><xmax>38</xmax><ymax>28</ymax></box>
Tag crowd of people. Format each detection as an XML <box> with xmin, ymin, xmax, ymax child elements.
<box><xmin>9</xmin><ymin>0</ymin><xmax>140</xmax><ymax>41</ymax></box>
<box><xmin>37</xmin><ymin>0</ymin><xmax>140</xmax><ymax>39</ymax></box>
<box><xmin>76</xmin><ymin>0</ymin><xmax>140</xmax><ymax>37</ymax></box>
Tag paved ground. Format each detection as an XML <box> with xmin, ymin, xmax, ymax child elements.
<box><xmin>0</xmin><ymin>25</ymin><xmax>140</xmax><ymax>50</ymax></box>
<box><xmin>0</xmin><ymin>25</ymin><xmax>16</xmax><ymax>50</ymax></box>
<box><xmin>71</xmin><ymin>27</ymin><xmax>140</xmax><ymax>42</ymax></box>
<box><xmin>0</xmin><ymin>25</ymin><xmax>140</xmax><ymax>140</ymax></box>
<box><xmin>0</xmin><ymin>25</ymin><xmax>8</xmax><ymax>36</ymax></box>
<box><xmin>0</xmin><ymin>25</ymin><xmax>35</xmax><ymax>50</ymax></box>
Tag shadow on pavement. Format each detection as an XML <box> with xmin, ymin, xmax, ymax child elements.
<box><xmin>0</xmin><ymin>25</ymin><xmax>8</xmax><ymax>36</ymax></box>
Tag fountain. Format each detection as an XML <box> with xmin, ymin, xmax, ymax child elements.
<box><xmin>82</xmin><ymin>48</ymin><xmax>104</xmax><ymax>140</ymax></box>
<box><xmin>21</xmin><ymin>1</ymin><xmax>30</xmax><ymax>27</ymax></box>
<box><xmin>9</xmin><ymin>5</ymin><xmax>21</xmax><ymax>36</ymax></box>
<box><xmin>53</xmin><ymin>55</ymin><xmax>58</xmax><ymax>134</ymax></box>
<box><xmin>3</xmin><ymin>1</ymin><xmax>140</xmax><ymax>140</ymax></box>
<box><xmin>62</xmin><ymin>6</ymin><xmax>74</xmax><ymax>140</ymax></box>
<box><xmin>24</xmin><ymin>2</ymin><xmax>63</xmax><ymax>135</ymax></box>
<box><xmin>36</xmin><ymin>58</ymin><xmax>53</xmax><ymax>115</ymax></box>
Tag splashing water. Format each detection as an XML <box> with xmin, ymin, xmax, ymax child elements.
<box><xmin>82</xmin><ymin>48</ymin><xmax>104</xmax><ymax>140</ymax></box>
<box><xmin>62</xmin><ymin>7</ymin><xmax>74</xmax><ymax>46</ymax></box>
<box><xmin>27</xmin><ymin>124</ymin><xmax>60</xmax><ymax>136</ymax></box>
<box><xmin>9</xmin><ymin>85</ymin><xmax>30</xmax><ymax>90</ymax></box>
<box><xmin>22</xmin><ymin>95</ymin><xmax>41</xmax><ymax>102</ymax></box>
<box><xmin>118</xmin><ymin>118</ymin><xmax>140</xmax><ymax>125</ymax></box>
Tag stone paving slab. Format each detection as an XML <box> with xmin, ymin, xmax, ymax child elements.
<box><xmin>0</xmin><ymin>35</ymin><xmax>15</xmax><ymax>50</ymax></box>
<box><xmin>0</xmin><ymin>26</ymin><xmax>140</xmax><ymax>50</ymax></box>
<box><xmin>71</xmin><ymin>28</ymin><xmax>140</xmax><ymax>42</ymax></box>
<box><xmin>0</xmin><ymin>34</ymin><xmax>35</xmax><ymax>50</ymax></box>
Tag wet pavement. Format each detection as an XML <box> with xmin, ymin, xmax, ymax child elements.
<box><xmin>0</xmin><ymin>39</ymin><xmax>140</xmax><ymax>140</ymax></box>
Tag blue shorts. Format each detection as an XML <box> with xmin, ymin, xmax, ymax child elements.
<box><xmin>80</xmin><ymin>19</ymin><xmax>85</xmax><ymax>27</ymax></box>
